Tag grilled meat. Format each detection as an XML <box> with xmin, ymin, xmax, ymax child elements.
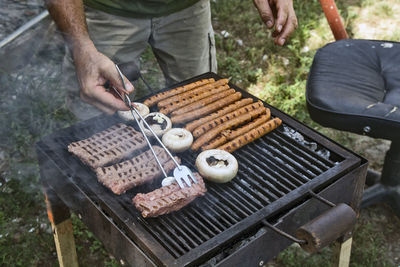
<box><xmin>68</xmin><ymin>123</ymin><xmax>146</xmax><ymax>169</ymax></box>
<box><xmin>95</xmin><ymin>146</ymin><xmax>181</xmax><ymax>195</ymax></box>
<box><xmin>133</xmin><ymin>173</ymin><xmax>207</xmax><ymax>217</ymax></box>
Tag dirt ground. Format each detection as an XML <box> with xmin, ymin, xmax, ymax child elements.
<box><xmin>0</xmin><ymin>0</ymin><xmax>44</xmax><ymax>40</ymax></box>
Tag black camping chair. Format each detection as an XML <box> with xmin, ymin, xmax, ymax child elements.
<box><xmin>306</xmin><ymin>1</ymin><xmax>400</xmax><ymax>216</ymax></box>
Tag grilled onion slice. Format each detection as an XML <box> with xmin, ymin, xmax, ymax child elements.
<box><xmin>140</xmin><ymin>112</ymin><xmax>172</xmax><ymax>137</ymax></box>
<box><xmin>195</xmin><ymin>149</ymin><xmax>238</xmax><ymax>183</ymax></box>
<box><xmin>162</xmin><ymin>128</ymin><xmax>193</xmax><ymax>153</ymax></box>
<box><xmin>118</xmin><ymin>102</ymin><xmax>149</xmax><ymax>121</ymax></box>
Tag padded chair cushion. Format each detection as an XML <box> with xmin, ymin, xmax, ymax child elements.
<box><xmin>307</xmin><ymin>39</ymin><xmax>400</xmax><ymax>140</ymax></box>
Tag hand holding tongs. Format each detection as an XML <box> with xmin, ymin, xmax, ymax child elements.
<box><xmin>112</xmin><ymin>64</ymin><xmax>197</xmax><ymax>188</ymax></box>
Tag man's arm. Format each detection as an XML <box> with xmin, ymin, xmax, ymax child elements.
<box><xmin>45</xmin><ymin>0</ymin><xmax>134</xmax><ymax>114</ymax></box>
<box><xmin>253</xmin><ymin>0</ymin><xmax>298</xmax><ymax>46</ymax></box>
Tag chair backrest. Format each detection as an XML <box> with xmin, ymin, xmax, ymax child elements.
<box><xmin>319</xmin><ymin>0</ymin><xmax>348</xmax><ymax>40</ymax></box>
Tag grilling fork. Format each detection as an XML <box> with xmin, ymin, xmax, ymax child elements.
<box><xmin>112</xmin><ymin>64</ymin><xmax>197</xmax><ymax>188</ymax></box>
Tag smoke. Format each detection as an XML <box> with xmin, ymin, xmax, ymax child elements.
<box><xmin>0</xmin><ymin>0</ymin><xmax>74</xmax><ymax>205</ymax></box>
<box><xmin>0</xmin><ymin>5</ymin><xmax>165</xmax><ymax>210</ymax></box>
<box><xmin>0</xmin><ymin>6</ymin><xmax>70</xmax><ymax>255</ymax></box>
<box><xmin>0</xmin><ymin>0</ymin><xmax>44</xmax><ymax>40</ymax></box>
<box><xmin>0</xmin><ymin>1</ymin><xmax>180</xmax><ymax>263</ymax></box>
<box><xmin>0</xmin><ymin>5</ymin><xmax>85</xmax><ymax>260</ymax></box>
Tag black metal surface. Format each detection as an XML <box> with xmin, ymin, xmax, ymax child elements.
<box><xmin>361</xmin><ymin>140</ymin><xmax>400</xmax><ymax>217</ymax></box>
<box><xmin>260</xmin><ymin>190</ymin><xmax>338</xmax><ymax>246</ymax></box>
<box><xmin>37</xmin><ymin>151</ymin><xmax>157</xmax><ymax>266</ymax></box>
<box><xmin>36</xmin><ymin>72</ymin><xmax>363</xmax><ymax>266</ymax></box>
<box><xmin>215</xmin><ymin>162</ymin><xmax>367</xmax><ymax>267</ymax></box>
<box><xmin>262</xmin><ymin>220</ymin><xmax>307</xmax><ymax>244</ymax></box>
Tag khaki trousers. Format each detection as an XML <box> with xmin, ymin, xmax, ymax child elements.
<box><xmin>63</xmin><ymin>0</ymin><xmax>217</xmax><ymax>120</ymax></box>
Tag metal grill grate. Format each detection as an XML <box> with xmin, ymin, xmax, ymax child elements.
<box><xmin>37</xmin><ymin>72</ymin><xmax>361</xmax><ymax>266</ymax></box>
<box><xmin>133</xmin><ymin>122</ymin><xmax>344</xmax><ymax>258</ymax></box>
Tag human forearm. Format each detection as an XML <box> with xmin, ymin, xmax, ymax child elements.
<box><xmin>45</xmin><ymin>0</ymin><xmax>94</xmax><ymax>50</ymax></box>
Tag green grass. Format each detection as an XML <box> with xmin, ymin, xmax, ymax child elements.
<box><xmin>372</xmin><ymin>3</ymin><xmax>394</xmax><ymax>17</ymax></box>
<box><xmin>0</xmin><ymin>175</ymin><xmax>55</xmax><ymax>266</ymax></box>
<box><xmin>212</xmin><ymin>0</ymin><xmax>399</xmax><ymax>266</ymax></box>
<box><xmin>1</xmin><ymin>0</ymin><xmax>400</xmax><ymax>266</ymax></box>
<box><xmin>212</xmin><ymin>0</ymin><xmax>325</xmax><ymax>128</ymax></box>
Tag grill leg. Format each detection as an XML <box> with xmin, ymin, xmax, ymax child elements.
<box><xmin>361</xmin><ymin>141</ymin><xmax>400</xmax><ymax>217</ymax></box>
<box><xmin>43</xmin><ymin>184</ymin><xmax>79</xmax><ymax>267</ymax></box>
<box><xmin>333</xmin><ymin>237</ymin><xmax>353</xmax><ymax>267</ymax></box>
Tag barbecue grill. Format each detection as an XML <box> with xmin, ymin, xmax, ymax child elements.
<box><xmin>36</xmin><ymin>72</ymin><xmax>367</xmax><ymax>266</ymax></box>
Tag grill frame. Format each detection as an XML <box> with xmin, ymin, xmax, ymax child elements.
<box><xmin>36</xmin><ymin>72</ymin><xmax>365</xmax><ymax>266</ymax></box>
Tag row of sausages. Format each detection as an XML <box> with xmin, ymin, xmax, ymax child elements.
<box><xmin>143</xmin><ymin>78</ymin><xmax>282</xmax><ymax>153</ymax></box>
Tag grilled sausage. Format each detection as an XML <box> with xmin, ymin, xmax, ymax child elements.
<box><xmin>217</xmin><ymin>117</ymin><xmax>282</xmax><ymax>153</ymax></box>
<box><xmin>200</xmin><ymin>113</ymin><xmax>271</xmax><ymax>150</ymax></box>
<box><xmin>201</xmin><ymin>135</ymin><xmax>227</xmax><ymax>151</ymax></box>
<box><xmin>171</xmin><ymin>88</ymin><xmax>236</xmax><ymax>116</ymax></box>
<box><xmin>157</xmin><ymin>78</ymin><xmax>229</xmax><ymax>109</ymax></box>
<box><xmin>223</xmin><ymin>112</ymin><xmax>271</xmax><ymax>140</ymax></box>
<box><xmin>143</xmin><ymin>78</ymin><xmax>214</xmax><ymax>107</ymax></box>
<box><xmin>171</xmin><ymin>92</ymin><xmax>242</xmax><ymax>124</ymax></box>
<box><xmin>184</xmin><ymin>98</ymin><xmax>254</xmax><ymax>132</ymax></box>
<box><xmin>191</xmin><ymin>106</ymin><xmax>267</xmax><ymax>151</ymax></box>
<box><xmin>193</xmin><ymin>101</ymin><xmax>264</xmax><ymax>138</ymax></box>
<box><xmin>159</xmin><ymin>84</ymin><xmax>230</xmax><ymax>115</ymax></box>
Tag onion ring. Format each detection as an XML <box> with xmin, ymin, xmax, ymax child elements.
<box><xmin>195</xmin><ymin>149</ymin><xmax>238</xmax><ymax>183</ymax></box>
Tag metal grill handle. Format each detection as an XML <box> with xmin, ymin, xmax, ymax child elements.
<box><xmin>262</xmin><ymin>190</ymin><xmax>356</xmax><ymax>253</ymax></box>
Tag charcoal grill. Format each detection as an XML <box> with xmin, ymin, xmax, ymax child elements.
<box><xmin>36</xmin><ymin>72</ymin><xmax>367</xmax><ymax>266</ymax></box>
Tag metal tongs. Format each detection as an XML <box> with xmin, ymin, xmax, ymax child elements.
<box><xmin>112</xmin><ymin>64</ymin><xmax>197</xmax><ymax>188</ymax></box>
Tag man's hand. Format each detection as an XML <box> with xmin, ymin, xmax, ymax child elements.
<box><xmin>45</xmin><ymin>0</ymin><xmax>134</xmax><ymax>114</ymax></box>
<box><xmin>253</xmin><ymin>0</ymin><xmax>298</xmax><ymax>46</ymax></box>
<box><xmin>72</xmin><ymin>42</ymin><xmax>135</xmax><ymax>114</ymax></box>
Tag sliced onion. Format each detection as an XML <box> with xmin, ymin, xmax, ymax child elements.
<box><xmin>140</xmin><ymin>112</ymin><xmax>172</xmax><ymax>137</ymax></box>
<box><xmin>162</xmin><ymin>128</ymin><xmax>193</xmax><ymax>153</ymax></box>
<box><xmin>195</xmin><ymin>149</ymin><xmax>238</xmax><ymax>183</ymax></box>
<box><xmin>161</xmin><ymin>177</ymin><xmax>176</xmax><ymax>187</ymax></box>
<box><xmin>118</xmin><ymin>102</ymin><xmax>150</xmax><ymax>121</ymax></box>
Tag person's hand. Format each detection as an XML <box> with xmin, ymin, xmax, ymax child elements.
<box><xmin>253</xmin><ymin>0</ymin><xmax>298</xmax><ymax>46</ymax></box>
<box><xmin>72</xmin><ymin>42</ymin><xmax>134</xmax><ymax>114</ymax></box>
